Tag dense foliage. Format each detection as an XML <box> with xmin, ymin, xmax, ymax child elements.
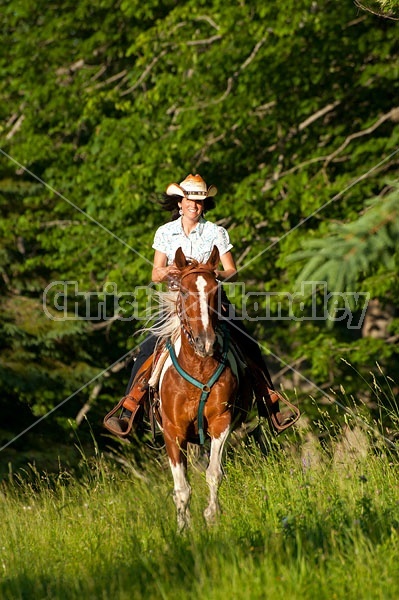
<box><xmin>0</xmin><ymin>0</ymin><xmax>398</xmax><ymax>465</ymax></box>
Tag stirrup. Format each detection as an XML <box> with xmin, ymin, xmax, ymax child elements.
<box><xmin>267</xmin><ymin>388</ymin><xmax>301</xmax><ymax>433</ymax></box>
<box><xmin>103</xmin><ymin>396</ymin><xmax>141</xmax><ymax>437</ymax></box>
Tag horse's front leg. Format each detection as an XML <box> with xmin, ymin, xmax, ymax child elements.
<box><xmin>165</xmin><ymin>433</ymin><xmax>191</xmax><ymax>532</ymax></box>
<box><xmin>204</xmin><ymin>424</ymin><xmax>230</xmax><ymax>525</ymax></box>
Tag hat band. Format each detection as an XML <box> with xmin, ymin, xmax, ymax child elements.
<box><xmin>183</xmin><ymin>190</ymin><xmax>207</xmax><ymax>196</ymax></box>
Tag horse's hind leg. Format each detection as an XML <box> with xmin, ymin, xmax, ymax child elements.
<box><xmin>204</xmin><ymin>425</ymin><xmax>230</xmax><ymax>525</ymax></box>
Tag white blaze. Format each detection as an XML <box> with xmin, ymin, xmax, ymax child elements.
<box><xmin>196</xmin><ymin>275</ymin><xmax>209</xmax><ymax>330</ymax></box>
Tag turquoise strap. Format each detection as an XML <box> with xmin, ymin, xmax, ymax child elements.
<box><xmin>166</xmin><ymin>325</ymin><xmax>230</xmax><ymax>444</ymax></box>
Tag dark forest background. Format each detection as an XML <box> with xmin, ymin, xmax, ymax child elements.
<box><xmin>0</xmin><ymin>0</ymin><xmax>398</xmax><ymax>474</ymax></box>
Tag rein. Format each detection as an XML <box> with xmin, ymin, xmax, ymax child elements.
<box><xmin>166</xmin><ymin>324</ymin><xmax>230</xmax><ymax>445</ymax></box>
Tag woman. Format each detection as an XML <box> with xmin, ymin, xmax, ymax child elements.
<box><xmin>104</xmin><ymin>174</ymin><xmax>296</xmax><ymax>436</ymax></box>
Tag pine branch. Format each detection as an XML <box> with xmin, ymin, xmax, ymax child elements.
<box><xmin>287</xmin><ymin>185</ymin><xmax>399</xmax><ymax>293</ymax></box>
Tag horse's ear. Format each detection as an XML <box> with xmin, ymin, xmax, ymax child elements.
<box><xmin>174</xmin><ymin>247</ymin><xmax>188</xmax><ymax>269</ymax></box>
<box><xmin>206</xmin><ymin>246</ymin><xmax>220</xmax><ymax>270</ymax></box>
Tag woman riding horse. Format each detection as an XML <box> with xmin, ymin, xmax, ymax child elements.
<box><xmin>104</xmin><ymin>174</ymin><xmax>296</xmax><ymax>436</ymax></box>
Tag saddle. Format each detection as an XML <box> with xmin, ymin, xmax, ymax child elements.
<box><xmin>103</xmin><ymin>333</ymin><xmax>300</xmax><ymax>438</ymax></box>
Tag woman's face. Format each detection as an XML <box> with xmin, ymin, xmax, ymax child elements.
<box><xmin>179</xmin><ymin>196</ymin><xmax>204</xmax><ymax>220</ymax></box>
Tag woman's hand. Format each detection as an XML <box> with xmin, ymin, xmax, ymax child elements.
<box><xmin>214</xmin><ymin>269</ymin><xmax>237</xmax><ymax>282</ymax></box>
<box><xmin>153</xmin><ymin>264</ymin><xmax>180</xmax><ymax>284</ymax></box>
<box><xmin>214</xmin><ymin>250</ymin><xmax>237</xmax><ymax>282</ymax></box>
<box><xmin>152</xmin><ymin>250</ymin><xmax>180</xmax><ymax>284</ymax></box>
<box><xmin>214</xmin><ymin>251</ymin><xmax>238</xmax><ymax>282</ymax></box>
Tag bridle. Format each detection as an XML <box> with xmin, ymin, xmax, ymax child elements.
<box><xmin>176</xmin><ymin>267</ymin><xmax>218</xmax><ymax>349</ymax></box>
<box><xmin>167</xmin><ymin>265</ymin><xmax>230</xmax><ymax>444</ymax></box>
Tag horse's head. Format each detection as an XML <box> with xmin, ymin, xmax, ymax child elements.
<box><xmin>174</xmin><ymin>246</ymin><xmax>220</xmax><ymax>357</ymax></box>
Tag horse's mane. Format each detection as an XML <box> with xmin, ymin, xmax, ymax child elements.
<box><xmin>139</xmin><ymin>260</ymin><xmax>217</xmax><ymax>343</ymax></box>
<box><xmin>141</xmin><ymin>289</ymin><xmax>180</xmax><ymax>342</ymax></box>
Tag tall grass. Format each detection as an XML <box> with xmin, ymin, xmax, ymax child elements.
<box><xmin>1</xmin><ymin>408</ymin><xmax>399</xmax><ymax>599</ymax></box>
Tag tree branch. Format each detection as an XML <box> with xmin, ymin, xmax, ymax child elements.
<box><xmin>40</xmin><ymin>220</ymin><xmax>83</xmax><ymax>229</ymax></box>
<box><xmin>235</xmin><ymin>37</ymin><xmax>266</xmax><ymax>74</ymax></box>
<box><xmin>262</xmin><ymin>105</ymin><xmax>399</xmax><ymax>189</ymax></box>
<box><xmin>6</xmin><ymin>115</ymin><xmax>25</xmax><ymax>140</ymax></box>
<box><xmin>194</xmin><ymin>15</ymin><xmax>220</xmax><ymax>30</ymax></box>
<box><xmin>75</xmin><ymin>351</ymin><xmax>135</xmax><ymax>425</ymax></box>
<box><xmin>89</xmin><ymin>65</ymin><xmax>108</xmax><ymax>83</ymax></box>
<box><xmin>76</xmin><ymin>381</ymin><xmax>102</xmax><ymax>425</ymax></box>
<box><xmin>236</xmin><ymin>245</ymin><xmax>252</xmax><ymax>266</ymax></box>
<box><xmin>169</xmin><ymin>36</ymin><xmax>268</xmax><ymax>121</ymax></box>
<box><xmin>89</xmin><ymin>313</ymin><xmax>121</xmax><ymax>331</ymax></box>
<box><xmin>193</xmin><ymin>132</ymin><xmax>226</xmax><ymax>167</ymax></box>
<box><xmin>87</xmin><ymin>69</ymin><xmax>128</xmax><ymax>92</ymax></box>
<box><xmin>120</xmin><ymin>50</ymin><xmax>168</xmax><ymax>96</ymax></box>
<box><xmin>261</xmin><ymin>99</ymin><xmax>340</xmax><ymax>159</ymax></box>
<box><xmin>324</xmin><ymin>107</ymin><xmax>399</xmax><ymax>168</ymax></box>
<box><xmin>186</xmin><ymin>34</ymin><xmax>222</xmax><ymax>46</ymax></box>
<box><xmin>253</xmin><ymin>101</ymin><xmax>276</xmax><ymax>116</ymax></box>
<box><xmin>298</xmin><ymin>100</ymin><xmax>341</xmax><ymax>131</ymax></box>
<box><xmin>354</xmin><ymin>0</ymin><xmax>399</xmax><ymax>20</ymax></box>
<box><xmin>169</xmin><ymin>77</ymin><xmax>233</xmax><ymax>122</ymax></box>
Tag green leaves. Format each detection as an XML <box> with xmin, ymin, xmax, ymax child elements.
<box><xmin>1</xmin><ymin>0</ymin><xmax>399</xmax><ymax>450</ymax></box>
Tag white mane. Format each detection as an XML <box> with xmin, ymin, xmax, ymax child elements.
<box><xmin>139</xmin><ymin>290</ymin><xmax>180</xmax><ymax>343</ymax></box>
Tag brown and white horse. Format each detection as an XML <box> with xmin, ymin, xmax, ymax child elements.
<box><xmin>151</xmin><ymin>246</ymin><xmax>252</xmax><ymax>531</ymax></box>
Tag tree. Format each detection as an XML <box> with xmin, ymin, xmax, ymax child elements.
<box><xmin>0</xmin><ymin>0</ymin><xmax>398</xmax><ymax>465</ymax></box>
<box><xmin>288</xmin><ymin>185</ymin><xmax>399</xmax><ymax>298</ymax></box>
<box><xmin>355</xmin><ymin>0</ymin><xmax>399</xmax><ymax>19</ymax></box>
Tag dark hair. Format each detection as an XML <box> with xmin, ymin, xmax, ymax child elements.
<box><xmin>159</xmin><ymin>193</ymin><xmax>216</xmax><ymax>221</ymax></box>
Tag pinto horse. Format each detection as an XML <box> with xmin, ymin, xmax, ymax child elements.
<box><xmin>152</xmin><ymin>246</ymin><xmax>252</xmax><ymax>531</ymax></box>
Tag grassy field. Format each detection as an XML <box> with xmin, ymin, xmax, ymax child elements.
<box><xmin>1</xmin><ymin>417</ymin><xmax>399</xmax><ymax>600</ymax></box>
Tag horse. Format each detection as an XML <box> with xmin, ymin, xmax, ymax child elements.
<box><xmin>150</xmin><ymin>246</ymin><xmax>253</xmax><ymax>531</ymax></box>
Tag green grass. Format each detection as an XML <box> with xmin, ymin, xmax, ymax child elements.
<box><xmin>1</xmin><ymin>422</ymin><xmax>399</xmax><ymax>600</ymax></box>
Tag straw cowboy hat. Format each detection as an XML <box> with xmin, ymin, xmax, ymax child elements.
<box><xmin>166</xmin><ymin>174</ymin><xmax>217</xmax><ymax>200</ymax></box>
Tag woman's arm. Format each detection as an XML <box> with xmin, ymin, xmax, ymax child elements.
<box><xmin>151</xmin><ymin>250</ymin><xmax>181</xmax><ymax>283</ymax></box>
<box><xmin>214</xmin><ymin>251</ymin><xmax>238</xmax><ymax>282</ymax></box>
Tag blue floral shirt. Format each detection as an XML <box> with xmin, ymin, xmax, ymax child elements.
<box><xmin>152</xmin><ymin>217</ymin><xmax>233</xmax><ymax>264</ymax></box>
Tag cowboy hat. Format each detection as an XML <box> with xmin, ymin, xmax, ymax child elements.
<box><xmin>166</xmin><ymin>174</ymin><xmax>217</xmax><ymax>200</ymax></box>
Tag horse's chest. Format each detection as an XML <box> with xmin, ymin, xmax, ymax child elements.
<box><xmin>158</xmin><ymin>358</ymin><xmax>233</xmax><ymax>408</ymax></box>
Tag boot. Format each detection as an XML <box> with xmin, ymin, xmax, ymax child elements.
<box><xmin>250</xmin><ymin>364</ymin><xmax>300</xmax><ymax>433</ymax></box>
<box><xmin>103</xmin><ymin>361</ymin><xmax>152</xmax><ymax>437</ymax></box>
<box><xmin>262</xmin><ymin>388</ymin><xmax>298</xmax><ymax>432</ymax></box>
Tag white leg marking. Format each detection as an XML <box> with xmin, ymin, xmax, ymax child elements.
<box><xmin>204</xmin><ymin>425</ymin><xmax>230</xmax><ymax>524</ymax></box>
<box><xmin>196</xmin><ymin>275</ymin><xmax>209</xmax><ymax>331</ymax></box>
<box><xmin>170</xmin><ymin>459</ymin><xmax>192</xmax><ymax>532</ymax></box>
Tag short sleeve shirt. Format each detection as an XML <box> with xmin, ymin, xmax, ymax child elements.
<box><xmin>152</xmin><ymin>217</ymin><xmax>233</xmax><ymax>264</ymax></box>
